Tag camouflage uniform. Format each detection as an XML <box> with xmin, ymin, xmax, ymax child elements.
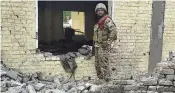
<box><xmin>93</xmin><ymin>3</ymin><xmax>117</xmax><ymax>81</ymax></box>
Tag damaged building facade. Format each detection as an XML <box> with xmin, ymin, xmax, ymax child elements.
<box><xmin>1</xmin><ymin>0</ymin><xmax>175</xmax><ymax>80</ymax></box>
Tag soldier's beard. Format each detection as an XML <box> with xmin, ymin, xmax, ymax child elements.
<box><xmin>97</xmin><ymin>14</ymin><xmax>106</xmax><ymax>20</ymax></box>
<box><xmin>97</xmin><ymin>13</ymin><xmax>103</xmax><ymax>17</ymax></box>
<box><xmin>96</xmin><ymin>12</ymin><xmax>106</xmax><ymax>23</ymax></box>
<box><xmin>97</xmin><ymin>12</ymin><xmax>105</xmax><ymax>17</ymax></box>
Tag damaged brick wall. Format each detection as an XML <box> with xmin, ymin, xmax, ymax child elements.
<box><xmin>162</xmin><ymin>1</ymin><xmax>175</xmax><ymax>61</ymax></box>
<box><xmin>1</xmin><ymin>0</ymin><xmax>175</xmax><ymax>81</ymax></box>
<box><xmin>110</xmin><ymin>1</ymin><xmax>152</xmax><ymax>79</ymax></box>
<box><xmin>94</xmin><ymin>51</ymin><xmax>175</xmax><ymax>93</ymax></box>
<box><xmin>1</xmin><ymin>1</ymin><xmax>97</xmax><ymax>80</ymax></box>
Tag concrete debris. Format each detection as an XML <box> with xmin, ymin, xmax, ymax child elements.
<box><xmin>89</xmin><ymin>85</ymin><xmax>99</xmax><ymax>92</ymax></box>
<box><xmin>0</xmin><ymin>62</ymin><xmax>94</xmax><ymax>93</ymax></box>
<box><xmin>68</xmin><ymin>87</ymin><xmax>77</xmax><ymax>93</ymax></box>
<box><xmin>34</xmin><ymin>83</ymin><xmax>45</xmax><ymax>91</ymax></box>
<box><xmin>22</xmin><ymin>75</ymin><xmax>31</xmax><ymax>83</ymax></box>
<box><xmin>7</xmin><ymin>86</ymin><xmax>22</xmax><ymax>93</ymax></box>
<box><xmin>59</xmin><ymin>54</ymin><xmax>77</xmax><ymax>73</ymax></box>
<box><xmin>78</xmin><ymin>45</ymin><xmax>92</xmax><ymax>55</ymax></box>
<box><xmin>169</xmin><ymin>51</ymin><xmax>175</xmax><ymax>61</ymax></box>
<box><xmin>0</xmin><ymin>69</ymin><xmax>7</xmax><ymax>76</ymax></box>
<box><xmin>43</xmin><ymin>76</ymin><xmax>54</xmax><ymax>82</ymax></box>
<box><xmin>6</xmin><ymin>70</ymin><xmax>19</xmax><ymax>80</ymax></box>
<box><xmin>0</xmin><ymin>81</ymin><xmax>8</xmax><ymax>92</ymax></box>
<box><xmin>90</xmin><ymin>51</ymin><xmax>175</xmax><ymax>93</ymax></box>
<box><xmin>44</xmin><ymin>82</ymin><xmax>57</xmax><ymax>89</ymax></box>
<box><xmin>56</xmin><ymin>45</ymin><xmax>92</xmax><ymax>79</ymax></box>
<box><xmin>1</xmin><ymin>51</ymin><xmax>175</xmax><ymax>93</ymax></box>
<box><xmin>1</xmin><ymin>75</ymin><xmax>9</xmax><ymax>81</ymax></box>
<box><xmin>27</xmin><ymin>85</ymin><xmax>36</xmax><ymax>93</ymax></box>
<box><xmin>67</xmin><ymin>52</ymin><xmax>77</xmax><ymax>58</ymax></box>
<box><xmin>53</xmin><ymin>76</ymin><xmax>61</xmax><ymax>87</ymax></box>
<box><xmin>43</xmin><ymin>52</ymin><xmax>53</xmax><ymax>57</ymax></box>
<box><xmin>85</xmin><ymin>83</ymin><xmax>100</xmax><ymax>92</ymax></box>
<box><xmin>10</xmin><ymin>80</ymin><xmax>23</xmax><ymax>87</ymax></box>
<box><xmin>0</xmin><ymin>62</ymin><xmax>9</xmax><ymax>71</ymax></box>
<box><xmin>21</xmin><ymin>88</ymin><xmax>29</xmax><ymax>93</ymax></box>
<box><xmin>45</xmin><ymin>89</ymin><xmax>67</xmax><ymax>93</ymax></box>
<box><xmin>77</xmin><ymin>85</ymin><xmax>85</xmax><ymax>91</ymax></box>
<box><xmin>62</xmin><ymin>81</ymin><xmax>76</xmax><ymax>92</ymax></box>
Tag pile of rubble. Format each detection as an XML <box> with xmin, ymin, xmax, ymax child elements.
<box><xmin>1</xmin><ymin>47</ymin><xmax>175</xmax><ymax>93</ymax></box>
<box><xmin>58</xmin><ymin>45</ymin><xmax>93</xmax><ymax>76</ymax></box>
<box><xmin>41</xmin><ymin>45</ymin><xmax>93</xmax><ymax>77</ymax></box>
<box><xmin>92</xmin><ymin>51</ymin><xmax>175</xmax><ymax>93</ymax></box>
<box><xmin>0</xmin><ymin>61</ymin><xmax>101</xmax><ymax>93</ymax></box>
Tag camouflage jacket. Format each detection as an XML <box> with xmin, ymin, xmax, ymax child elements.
<box><xmin>93</xmin><ymin>15</ymin><xmax>117</xmax><ymax>48</ymax></box>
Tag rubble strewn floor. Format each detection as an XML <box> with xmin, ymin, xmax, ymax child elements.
<box><xmin>1</xmin><ymin>51</ymin><xmax>175</xmax><ymax>93</ymax></box>
<box><xmin>0</xmin><ymin>61</ymin><xmax>102</xmax><ymax>93</ymax></box>
<box><xmin>0</xmin><ymin>38</ymin><xmax>99</xmax><ymax>93</ymax></box>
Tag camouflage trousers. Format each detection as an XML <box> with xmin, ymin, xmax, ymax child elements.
<box><xmin>95</xmin><ymin>47</ymin><xmax>111</xmax><ymax>81</ymax></box>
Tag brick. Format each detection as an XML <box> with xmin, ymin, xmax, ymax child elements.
<box><xmin>127</xmin><ymin>91</ymin><xmax>137</xmax><ymax>93</ymax></box>
<box><xmin>157</xmin><ymin>86</ymin><xmax>172</xmax><ymax>92</ymax></box>
<box><xmin>160</xmin><ymin>69</ymin><xmax>174</xmax><ymax>75</ymax></box>
<box><xmin>158</xmin><ymin>79</ymin><xmax>173</xmax><ymax>86</ymax></box>
<box><xmin>110</xmin><ymin>80</ymin><xmax>135</xmax><ymax>85</ymax></box>
<box><xmin>45</xmin><ymin>89</ymin><xmax>67</xmax><ymax>93</ymax></box>
<box><xmin>141</xmin><ymin>77</ymin><xmax>158</xmax><ymax>86</ymax></box>
<box><xmin>166</xmin><ymin>75</ymin><xmax>175</xmax><ymax>81</ymax></box>
<box><xmin>139</xmin><ymin>86</ymin><xmax>148</xmax><ymax>91</ymax></box>
<box><xmin>170</xmin><ymin>86</ymin><xmax>175</xmax><ymax>92</ymax></box>
<box><xmin>157</xmin><ymin>74</ymin><xmax>166</xmax><ymax>79</ymax></box>
<box><xmin>140</xmin><ymin>90</ymin><xmax>147</xmax><ymax>93</ymax></box>
<box><xmin>124</xmin><ymin>85</ymin><xmax>139</xmax><ymax>91</ymax></box>
<box><xmin>100</xmin><ymin>85</ymin><xmax>123</xmax><ymax>93</ymax></box>
<box><xmin>148</xmin><ymin>86</ymin><xmax>156</xmax><ymax>91</ymax></box>
<box><xmin>147</xmin><ymin>91</ymin><xmax>158</xmax><ymax>93</ymax></box>
<box><xmin>156</xmin><ymin>61</ymin><xmax>175</xmax><ymax>69</ymax></box>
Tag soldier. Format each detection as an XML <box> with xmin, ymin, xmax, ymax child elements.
<box><xmin>93</xmin><ymin>3</ymin><xmax>117</xmax><ymax>81</ymax></box>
